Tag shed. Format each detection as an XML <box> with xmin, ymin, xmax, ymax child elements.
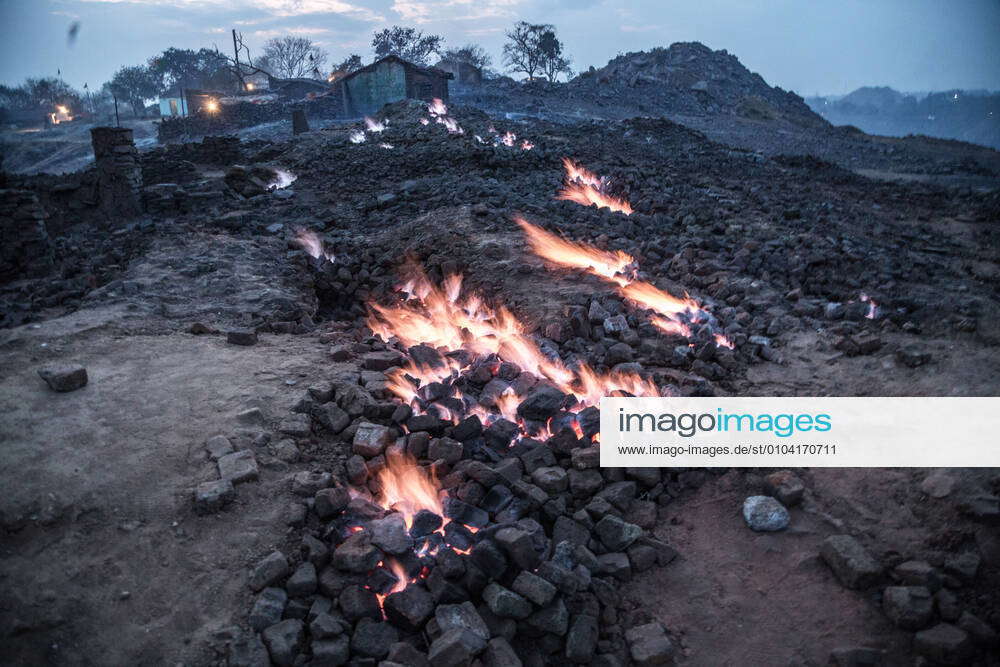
<box><xmin>271</xmin><ymin>78</ymin><xmax>332</xmax><ymax>100</ymax></box>
<box><xmin>337</xmin><ymin>55</ymin><xmax>453</xmax><ymax>118</ymax></box>
<box><xmin>158</xmin><ymin>89</ymin><xmax>190</xmax><ymax>118</ymax></box>
<box><xmin>435</xmin><ymin>59</ymin><xmax>483</xmax><ymax>86</ymax></box>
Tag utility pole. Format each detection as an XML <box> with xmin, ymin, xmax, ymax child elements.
<box><xmin>113</xmin><ymin>93</ymin><xmax>120</xmax><ymax>127</ymax></box>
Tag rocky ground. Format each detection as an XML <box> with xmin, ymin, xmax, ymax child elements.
<box><xmin>1</xmin><ymin>93</ymin><xmax>999</xmax><ymax>666</ymax></box>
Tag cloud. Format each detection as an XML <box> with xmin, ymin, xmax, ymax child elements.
<box><xmin>391</xmin><ymin>0</ymin><xmax>523</xmax><ymax>24</ymax></box>
<box><xmin>251</xmin><ymin>25</ymin><xmax>333</xmax><ymax>38</ymax></box>
<box><xmin>78</xmin><ymin>0</ymin><xmax>383</xmax><ymax>21</ymax></box>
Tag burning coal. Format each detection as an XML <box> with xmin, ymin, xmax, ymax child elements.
<box><xmin>268</xmin><ymin>169</ymin><xmax>297</xmax><ymax>189</ymax></box>
<box><xmin>293</xmin><ymin>228</ymin><xmax>335</xmax><ymax>263</ymax></box>
<box><xmin>349</xmin><ymin>130</ymin><xmax>366</xmax><ymax>144</ymax></box>
<box><xmin>516</xmin><ymin>218</ymin><xmax>732</xmax><ymax>346</ymax></box>
<box><xmin>557</xmin><ymin>158</ymin><xmax>633</xmax><ymax>215</ymax></box>
<box><xmin>364</xmin><ymin>116</ymin><xmax>388</xmax><ymax>133</ymax></box>
<box><xmin>367</xmin><ymin>259</ymin><xmax>666</xmax><ymax>439</ymax></box>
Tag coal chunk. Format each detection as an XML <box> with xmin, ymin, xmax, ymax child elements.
<box><xmin>261</xmin><ymin>618</ymin><xmax>304</xmax><ymax>666</ymax></box>
<box><xmin>194</xmin><ymin>479</ymin><xmax>235</xmax><ymax>514</ymax></box>
<box><xmin>626</xmin><ymin>622</ymin><xmax>675</xmax><ymax>666</ymax></box>
<box><xmin>250</xmin><ymin>587</ymin><xmax>287</xmax><ymax>631</ymax></box>
<box><xmin>332</xmin><ymin>532</ymin><xmax>382</xmax><ymax>572</ymax></box>
<box><xmin>444</xmin><ymin>497</ymin><xmax>489</xmax><ymax>528</ymax></box>
<box><xmin>369</xmin><ymin>513</ymin><xmax>414</xmax><ymax>555</ymax></box>
<box><xmin>483</xmin><ymin>582</ymin><xmax>532</xmax><ymax>619</ymax></box>
<box><xmin>428</xmin><ymin>628</ymin><xmax>487</xmax><ymax>667</ymax></box>
<box><xmin>384</xmin><ymin>584</ymin><xmax>435</xmax><ymax>631</ymax></box>
<box><xmin>516</xmin><ymin>385</ymin><xmax>568</xmax><ymax>421</ymax></box>
<box><xmin>227</xmin><ymin>328</ymin><xmax>258</xmax><ymax>346</ymax></box>
<box><xmin>409</xmin><ymin>509</ymin><xmax>443</xmax><ymax>538</ymax></box>
<box><xmin>820</xmin><ymin>534</ymin><xmax>881</xmax><ymax>589</ymax></box>
<box><xmin>37</xmin><ymin>364</ymin><xmax>88</xmax><ymax>392</ymax></box>
<box><xmin>250</xmin><ymin>550</ymin><xmax>289</xmax><ymax>591</ymax></box>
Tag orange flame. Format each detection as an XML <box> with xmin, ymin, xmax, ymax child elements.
<box><xmin>517</xmin><ymin>218</ymin><xmax>721</xmax><ymax>343</ymax></box>
<box><xmin>375</xmin><ymin>451</ymin><xmax>445</xmax><ymax>529</ymax></box>
<box><xmin>367</xmin><ymin>260</ymin><xmax>665</xmax><ymax>416</ymax></box>
<box><xmin>516</xmin><ymin>217</ymin><xmax>635</xmax><ymax>286</ymax></box>
<box><xmin>428</xmin><ymin>98</ymin><xmax>448</xmax><ymax>116</ymax></box>
<box><xmin>557</xmin><ymin>158</ymin><xmax>633</xmax><ymax>215</ymax></box>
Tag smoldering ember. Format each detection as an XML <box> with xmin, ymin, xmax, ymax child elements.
<box><xmin>2</xmin><ymin>13</ymin><xmax>1000</xmax><ymax>667</ymax></box>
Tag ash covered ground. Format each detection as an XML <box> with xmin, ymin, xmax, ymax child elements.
<box><xmin>2</xmin><ymin>57</ymin><xmax>1000</xmax><ymax>667</ymax></box>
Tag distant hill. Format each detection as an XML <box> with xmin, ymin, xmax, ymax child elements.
<box><xmin>807</xmin><ymin>86</ymin><xmax>1000</xmax><ymax>149</ymax></box>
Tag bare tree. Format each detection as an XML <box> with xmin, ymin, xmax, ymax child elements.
<box><xmin>263</xmin><ymin>36</ymin><xmax>329</xmax><ymax>79</ymax></box>
<box><xmin>440</xmin><ymin>44</ymin><xmax>492</xmax><ymax>70</ymax></box>
<box><xmin>334</xmin><ymin>54</ymin><xmax>363</xmax><ymax>74</ymax></box>
<box><xmin>503</xmin><ymin>22</ymin><xmax>552</xmax><ymax>80</ymax></box>
<box><xmin>371</xmin><ymin>26</ymin><xmax>442</xmax><ymax>66</ymax></box>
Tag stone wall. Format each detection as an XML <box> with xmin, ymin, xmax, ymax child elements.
<box><xmin>91</xmin><ymin>127</ymin><xmax>143</xmax><ymax>220</ymax></box>
<box><xmin>0</xmin><ymin>189</ymin><xmax>54</xmax><ymax>283</ymax></box>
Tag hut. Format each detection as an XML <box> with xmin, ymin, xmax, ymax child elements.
<box><xmin>337</xmin><ymin>55</ymin><xmax>453</xmax><ymax>117</ymax></box>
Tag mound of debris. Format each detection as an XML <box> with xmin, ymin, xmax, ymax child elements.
<box><xmin>573</xmin><ymin>42</ymin><xmax>825</xmax><ymax>127</ymax></box>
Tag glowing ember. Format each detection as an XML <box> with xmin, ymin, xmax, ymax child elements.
<box><xmin>364</xmin><ymin>116</ymin><xmax>387</xmax><ymax>132</ymax></box>
<box><xmin>500</xmin><ymin>131</ymin><xmax>516</xmax><ymax>147</ymax></box>
<box><xmin>557</xmin><ymin>158</ymin><xmax>633</xmax><ymax>215</ymax></box>
<box><xmin>293</xmin><ymin>228</ymin><xmax>335</xmax><ymax>262</ymax></box>
<box><xmin>420</xmin><ymin>118</ymin><xmax>430</xmax><ymax>126</ymax></box>
<box><xmin>427</xmin><ymin>98</ymin><xmax>448</xmax><ymax>116</ymax></box>
<box><xmin>380</xmin><ymin>143</ymin><xmax>394</xmax><ymax>149</ymax></box>
<box><xmin>348</xmin><ymin>130</ymin><xmax>366</xmax><ymax>144</ymax></box>
<box><xmin>521</xmin><ymin>139</ymin><xmax>535</xmax><ymax>150</ymax></box>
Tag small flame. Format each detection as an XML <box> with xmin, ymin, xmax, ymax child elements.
<box><xmin>516</xmin><ymin>217</ymin><xmax>635</xmax><ymax>286</ymax></box>
<box><xmin>380</xmin><ymin>142</ymin><xmax>394</xmax><ymax>149</ymax></box>
<box><xmin>349</xmin><ymin>130</ymin><xmax>366</xmax><ymax>144</ymax></box>
<box><xmin>436</xmin><ymin>116</ymin><xmax>464</xmax><ymax>134</ymax></box>
<box><xmin>557</xmin><ymin>158</ymin><xmax>633</xmax><ymax>215</ymax></box>
<box><xmin>293</xmin><ymin>228</ymin><xmax>335</xmax><ymax>262</ymax></box>
<box><xmin>375</xmin><ymin>451</ymin><xmax>445</xmax><ymax>530</ymax></box>
<box><xmin>714</xmin><ymin>333</ymin><xmax>735</xmax><ymax>349</ymax></box>
<box><xmin>364</xmin><ymin>116</ymin><xmax>387</xmax><ymax>132</ymax></box>
<box><xmin>269</xmin><ymin>169</ymin><xmax>297</xmax><ymax>189</ymax></box>
<box><xmin>428</xmin><ymin>98</ymin><xmax>448</xmax><ymax>116</ymax></box>
<box><xmin>860</xmin><ymin>292</ymin><xmax>879</xmax><ymax>320</ymax></box>
<box><xmin>420</xmin><ymin>118</ymin><xmax>430</xmax><ymax>125</ymax></box>
<box><xmin>500</xmin><ymin>131</ymin><xmax>516</xmax><ymax>147</ymax></box>
<box><xmin>521</xmin><ymin>139</ymin><xmax>534</xmax><ymax>150</ymax></box>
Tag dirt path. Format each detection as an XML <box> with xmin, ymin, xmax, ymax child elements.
<box><xmin>0</xmin><ymin>323</ymin><xmax>329</xmax><ymax>665</ymax></box>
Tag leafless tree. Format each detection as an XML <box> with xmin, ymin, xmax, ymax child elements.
<box><xmin>262</xmin><ymin>36</ymin><xmax>329</xmax><ymax>79</ymax></box>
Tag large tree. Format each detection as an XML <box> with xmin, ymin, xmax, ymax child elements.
<box><xmin>503</xmin><ymin>22</ymin><xmax>552</xmax><ymax>80</ymax></box>
<box><xmin>262</xmin><ymin>36</ymin><xmax>329</xmax><ymax>79</ymax></box>
<box><xmin>440</xmin><ymin>44</ymin><xmax>492</xmax><ymax>70</ymax></box>
<box><xmin>148</xmin><ymin>47</ymin><xmax>226</xmax><ymax>92</ymax></box>
<box><xmin>371</xmin><ymin>26</ymin><xmax>442</xmax><ymax>66</ymax></box>
<box><xmin>538</xmin><ymin>30</ymin><xmax>572</xmax><ymax>82</ymax></box>
<box><xmin>108</xmin><ymin>65</ymin><xmax>160</xmax><ymax>117</ymax></box>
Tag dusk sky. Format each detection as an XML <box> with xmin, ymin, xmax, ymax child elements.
<box><xmin>1</xmin><ymin>0</ymin><xmax>998</xmax><ymax>96</ymax></box>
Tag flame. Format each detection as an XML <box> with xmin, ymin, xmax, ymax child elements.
<box><xmin>205</xmin><ymin>100</ymin><xmax>219</xmax><ymax>113</ymax></box>
<box><xmin>500</xmin><ymin>131</ymin><xmax>516</xmax><ymax>147</ymax></box>
<box><xmin>860</xmin><ymin>292</ymin><xmax>879</xmax><ymax>319</ymax></box>
<box><xmin>521</xmin><ymin>140</ymin><xmax>535</xmax><ymax>150</ymax></box>
<box><xmin>364</xmin><ymin>116</ymin><xmax>387</xmax><ymax>132</ymax></box>
<box><xmin>557</xmin><ymin>158</ymin><xmax>633</xmax><ymax>215</ymax></box>
<box><xmin>516</xmin><ymin>217</ymin><xmax>635</xmax><ymax>286</ymax></box>
<box><xmin>420</xmin><ymin>118</ymin><xmax>430</xmax><ymax>125</ymax></box>
<box><xmin>517</xmin><ymin>218</ymin><xmax>730</xmax><ymax>345</ymax></box>
<box><xmin>293</xmin><ymin>228</ymin><xmax>335</xmax><ymax>262</ymax></box>
<box><xmin>367</xmin><ymin>260</ymin><xmax>665</xmax><ymax>419</ymax></box>
<box><xmin>436</xmin><ymin>116</ymin><xmax>464</xmax><ymax>134</ymax></box>
<box><xmin>269</xmin><ymin>169</ymin><xmax>297</xmax><ymax>189</ymax></box>
<box><xmin>380</xmin><ymin>143</ymin><xmax>394</xmax><ymax>149</ymax></box>
<box><xmin>428</xmin><ymin>98</ymin><xmax>448</xmax><ymax>116</ymax></box>
<box><xmin>374</xmin><ymin>558</ymin><xmax>410</xmax><ymax>613</ymax></box>
<box><xmin>714</xmin><ymin>333</ymin><xmax>735</xmax><ymax>349</ymax></box>
<box><xmin>375</xmin><ymin>451</ymin><xmax>445</xmax><ymax>529</ymax></box>
<box><xmin>349</xmin><ymin>130</ymin><xmax>366</xmax><ymax>144</ymax></box>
